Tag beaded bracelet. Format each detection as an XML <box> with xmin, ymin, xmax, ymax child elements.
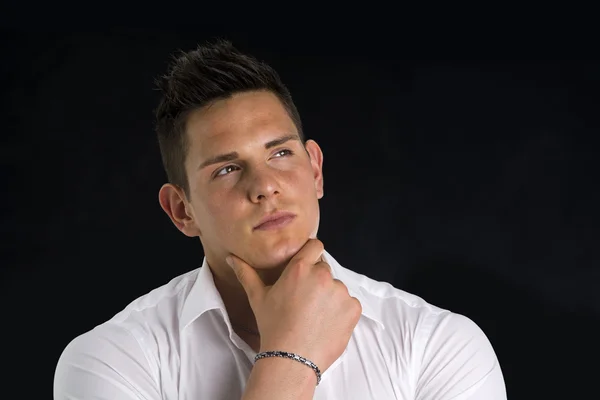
<box><xmin>254</xmin><ymin>350</ymin><xmax>322</xmax><ymax>385</ymax></box>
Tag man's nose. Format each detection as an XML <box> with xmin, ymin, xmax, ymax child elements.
<box><xmin>247</xmin><ymin>167</ymin><xmax>281</xmax><ymax>203</ymax></box>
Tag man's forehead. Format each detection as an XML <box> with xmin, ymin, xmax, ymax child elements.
<box><xmin>187</xmin><ymin>120</ymin><xmax>299</xmax><ymax>156</ymax></box>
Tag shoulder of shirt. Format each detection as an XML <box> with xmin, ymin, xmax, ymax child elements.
<box><xmin>55</xmin><ymin>268</ymin><xmax>201</xmax><ymax>393</ymax></box>
<box><xmin>108</xmin><ymin>268</ymin><xmax>200</xmax><ymax>324</ymax></box>
<box><xmin>329</xmin><ymin>253</ymin><xmax>482</xmax><ymax>339</ymax></box>
<box><xmin>331</xmin><ymin>256</ymin><xmax>448</xmax><ymax>317</ymax></box>
<box><xmin>332</xmin><ymin>257</ymin><xmax>494</xmax><ymax>370</ymax></box>
<box><xmin>68</xmin><ymin>267</ymin><xmax>201</xmax><ymax>348</ymax></box>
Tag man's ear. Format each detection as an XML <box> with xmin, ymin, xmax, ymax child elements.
<box><xmin>158</xmin><ymin>183</ymin><xmax>202</xmax><ymax>237</ymax></box>
<box><xmin>304</xmin><ymin>139</ymin><xmax>324</xmax><ymax>199</ymax></box>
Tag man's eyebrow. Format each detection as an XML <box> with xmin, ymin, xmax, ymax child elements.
<box><xmin>198</xmin><ymin>134</ymin><xmax>301</xmax><ymax>171</ymax></box>
<box><xmin>198</xmin><ymin>152</ymin><xmax>239</xmax><ymax>170</ymax></box>
<box><xmin>264</xmin><ymin>134</ymin><xmax>301</xmax><ymax>149</ymax></box>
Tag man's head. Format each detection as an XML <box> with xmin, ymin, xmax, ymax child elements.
<box><xmin>155</xmin><ymin>39</ymin><xmax>324</xmax><ymax>274</ymax></box>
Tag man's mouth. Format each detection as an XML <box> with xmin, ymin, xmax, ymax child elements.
<box><xmin>254</xmin><ymin>211</ymin><xmax>297</xmax><ymax>231</ymax></box>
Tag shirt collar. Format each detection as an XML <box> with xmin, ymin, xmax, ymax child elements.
<box><xmin>180</xmin><ymin>249</ymin><xmax>385</xmax><ymax>331</ymax></box>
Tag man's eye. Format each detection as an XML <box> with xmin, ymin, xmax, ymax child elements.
<box><xmin>215</xmin><ymin>165</ymin><xmax>240</xmax><ymax>177</ymax></box>
<box><xmin>274</xmin><ymin>149</ymin><xmax>294</xmax><ymax>158</ymax></box>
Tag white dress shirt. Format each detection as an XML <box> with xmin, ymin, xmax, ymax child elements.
<box><xmin>54</xmin><ymin>250</ymin><xmax>507</xmax><ymax>399</ymax></box>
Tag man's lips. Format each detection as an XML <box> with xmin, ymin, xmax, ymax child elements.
<box><xmin>253</xmin><ymin>211</ymin><xmax>297</xmax><ymax>231</ymax></box>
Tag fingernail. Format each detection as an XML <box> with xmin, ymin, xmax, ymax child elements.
<box><xmin>225</xmin><ymin>256</ymin><xmax>233</xmax><ymax>268</ymax></box>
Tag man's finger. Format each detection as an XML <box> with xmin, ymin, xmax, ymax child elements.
<box><xmin>226</xmin><ymin>254</ymin><xmax>265</xmax><ymax>302</ymax></box>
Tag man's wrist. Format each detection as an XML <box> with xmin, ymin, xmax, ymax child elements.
<box><xmin>253</xmin><ymin>355</ymin><xmax>317</xmax><ymax>386</ymax></box>
<box><xmin>255</xmin><ymin>351</ymin><xmax>321</xmax><ymax>385</ymax></box>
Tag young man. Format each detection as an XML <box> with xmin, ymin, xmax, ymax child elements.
<box><xmin>54</xmin><ymin>40</ymin><xmax>507</xmax><ymax>399</ymax></box>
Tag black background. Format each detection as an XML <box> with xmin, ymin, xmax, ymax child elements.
<box><xmin>2</xmin><ymin>18</ymin><xmax>599</xmax><ymax>400</ymax></box>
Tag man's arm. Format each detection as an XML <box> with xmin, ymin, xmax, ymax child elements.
<box><xmin>414</xmin><ymin>312</ymin><xmax>507</xmax><ymax>400</ymax></box>
<box><xmin>54</xmin><ymin>323</ymin><xmax>161</xmax><ymax>400</ymax></box>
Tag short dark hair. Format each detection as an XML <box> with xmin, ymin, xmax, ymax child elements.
<box><xmin>154</xmin><ymin>39</ymin><xmax>304</xmax><ymax>198</ymax></box>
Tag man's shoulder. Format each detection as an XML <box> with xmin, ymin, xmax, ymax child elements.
<box><xmin>336</xmin><ymin>263</ymin><xmax>487</xmax><ymax>341</ymax></box>
<box><xmin>335</xmin><ymin>263</ymin><xmax>447</xmax><ymax>317</ymax></box>
<box><xmin>55</xmin><ymin>267</ymin><xmax>201</xmax><ymax>394</ymax></box>
<box><xmin>67</xmin><ymin>267</ymin><xmax>200</xmax><ymax>352</ymax></box>
<box><xmin>337</xmin><ymin>263</ymin><xmax>499</xmax><ymax>366</ymax></box>
<box><xmin>107</xmin><ymin>267</ymin><xmax>200</xmax><ymax>329</ymax></box>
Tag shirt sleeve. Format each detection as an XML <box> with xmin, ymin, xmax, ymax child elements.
<box><xmin>414</xmin><ymin>312</ymin><xmax>507</xmax><ymax>400</ymax></box>
<box><xmin>54</xmin><ymin>323</ymin><xmax>161</xmax><ymax>400</ymax></box>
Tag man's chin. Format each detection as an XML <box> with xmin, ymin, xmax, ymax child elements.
<box><xmin>250</xmin><ymin>249</ymin><xmax>297</xmax><ymax>271</ymax></box>
<box><xmin>248</xmin><ymin>236</ymin><xmax>310</xmax><ymax>270</ymax></box>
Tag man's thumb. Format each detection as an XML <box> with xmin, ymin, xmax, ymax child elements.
<box><xmin>226</xmin><ymin>255</ymin><xmax>264</xmax><ymax>300</ymax></box>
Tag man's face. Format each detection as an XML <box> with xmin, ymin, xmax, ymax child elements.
<box><xmin>183</xmin><ymin>90</ymin><xmax>324</xmax><ymax>270</ymax></box>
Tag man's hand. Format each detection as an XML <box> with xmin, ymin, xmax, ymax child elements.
<box><xmin>226</xmin><ymin>239</ymin><xmax>362</xmax><ymax>373</ymax></box>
